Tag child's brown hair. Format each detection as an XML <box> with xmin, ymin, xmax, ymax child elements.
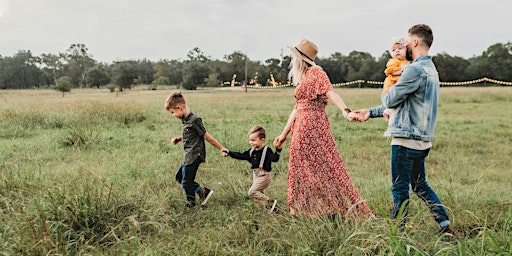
<box><xmin>165</xmin><ymin>92</ymin><xmax>186</xmax><ymax>111</ymax></box>
<box><xmin>248</xmin><ymin>125</ymin><xmax>266</xmax><ymax>139</ymax></box>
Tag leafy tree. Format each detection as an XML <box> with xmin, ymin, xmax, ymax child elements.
<box><xmin>204</xmin><ymin>73</ymin><xmax>220</xmax><ymax>87</ymax></box>
<box><xmin>111</xmin><ymin>61</ymin><xmax>138</xmax><ymax>91</ymax></box>
<box><xmin>317</xmin><ymin>52</ymin><xmax>347</xmax><ymax>83</ymax></box>
<box><xmin>55</xmin><ymin>76</ymin><xmax>72</xmax><ymax>97</ymax></box>
<box><xmin>265</xmin><ymin>58</ymin><xmax>282</xmax><ymax>83</ymax></box>
<box><xmin>224</xmin><ymin>51</ymin><xmax>248</xmax><ymax>81</ymax></box>
<box><xmin>168</xmin><ymin>59</ymin><xmax>184</xmax><ymax>85</ymax></box>
<box><xmin>210</xmin><ymin>59</ymin><xmax>233</xmax><ymax>83</ymax></box>
<box><xmin>182</xmin><ymin>61</ymin><xmax>211</xmax><ymax>90</ymax></box>
<box><xmin>86</xmin><ymin>64</ymin><xmax>111</xmax><ymax>88</ymax></box>
<box><xmin>0</xmin><ymin>50</ymin><xmax>44</xmax><ymax>89</ymax></box>
<box><xmin>64</xmin><ymin>44</ymin><xmax>95</xmax><ymax>87</ymax></box>
<box><xmin>40</xmin><ymin>53</ymin><xmax>65</xmax><ymax>85</ymax></box>
<box><xmin>187</xmin><ymin>47</ymin><xmax>210</xmax><ymax>63</ymax></box>
<box><xmin>153</xmin><ymin>60</ymin><xmax>171</xmax><ymax>85</ymax></box>
<box><xmin>479</xmin><ymin>42</ymin><xmax>512</xmax><ymax>81</ymax></box>
<box><xmin>134</xmin><ymin>59</ymin><xmax>155</xmax><ymax>85</ymax></box>
<box><xmin>343</xmin><ymin>51</ymin><xmax>376</xmax><ymax>82</ymax></box>
<box><xmin>433</xmin><ymin>53</ymin><xmax>470</xmax><ymax>82</ymax></box>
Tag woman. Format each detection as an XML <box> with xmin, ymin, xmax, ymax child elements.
<box><xmin>274</xmin><ymin>39</ymin><xmax>374</xmax><ymax>219</ymax></box>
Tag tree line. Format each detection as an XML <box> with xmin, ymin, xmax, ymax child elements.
<box><xmin>1</xmin><ymin>42</ymin><xmax>511</xmax><ymax>91</ymax></box>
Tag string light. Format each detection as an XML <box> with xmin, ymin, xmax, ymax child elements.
<box><xmin>238</xmin><ymin>77</ymin><xmax>512</xmax><ymax>89</ymax></box>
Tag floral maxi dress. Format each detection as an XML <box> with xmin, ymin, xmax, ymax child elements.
<box><xmin>287</xmin><ymin>66</ymin><xmax>374</xmax><ymax>219</ymax></box>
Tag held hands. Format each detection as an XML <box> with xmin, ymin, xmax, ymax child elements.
<box><xmin>346</xmin><ymin>109</ymin><xmax>370</xmax><ymax>122</ymax></box>
<box><xmin>221</xmin><ymin>148</ymin><xmax>229</xmax><ymax>157</ymax></box>
<box><xmin>273</xmin><ymin>134</ymin><xmax>286</xmax><ymax>149</ymax></box>
<box><xmin>171</xmin><ymin>137</ymin><xmax>182</xmax><ymax>145</ymax></box>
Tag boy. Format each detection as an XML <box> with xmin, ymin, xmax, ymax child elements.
<box><xmin>165</xmin><ymin>92</ymin><xmax>228</xmax><ymax>209</ymax></box>
<box><xmin>223</xmin><ymin>126</ymin><xmax>281</xmax><ymax>213</ymax></box>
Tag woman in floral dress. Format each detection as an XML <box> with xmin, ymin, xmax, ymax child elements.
<box><xmin>274</xmin><ymin>39</ymin><xmax>374</xmax><ymax>219</ymax></box>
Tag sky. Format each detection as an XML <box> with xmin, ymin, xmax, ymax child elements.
<box><xmin>1</xmin><ymin>0</ymin><xmax>511</xmax><ymax>63</ymax></box>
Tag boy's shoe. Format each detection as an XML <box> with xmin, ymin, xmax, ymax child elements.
<box><xmin>199</xmin><ymin>187</ymin><xmax>214</xmax><ymax>206</ymax></box>
<box><xmin>185</xmin><ymin>201</ymin><xmax>197</xmax><ymax>211</ymax></box>
<box><xmin>439</xmin><ymin>225</ymin><xmax>460</xmax><ymax>239</ymax></box>
<box><xmin>268</xmin><ymin>199</ymin><xmax>277</xmax><ymax>214</ymax></box>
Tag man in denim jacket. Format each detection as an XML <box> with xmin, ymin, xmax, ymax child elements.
<box><xmin>352</xmin><ymin>24</ymin><xmax>458</xmax><ymax>237</ymax></box>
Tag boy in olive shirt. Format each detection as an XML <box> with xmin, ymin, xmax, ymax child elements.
<box><xmin>165</xmin><ymin>92</ymin><xmax>228</xmax><ymax>209</ymax></box>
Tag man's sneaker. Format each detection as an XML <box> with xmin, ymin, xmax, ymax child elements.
<box><xmin>199</xmin><ymin>187</ymin><xmax>214</xmax><ymax>206</ymax></box>
<box><xmin>268</xmin><ymin>199</ymin><xmax>277</xmax><ymax>214</ymax></box>
<box><xmin>439</xmin><ymin>225</ymin><xmax>460</xmax><ymax>238</ymax></box>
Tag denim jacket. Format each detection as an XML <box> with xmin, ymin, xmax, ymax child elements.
<box><xmin>369</xmin><ymin>56</ymin><xmax>439</xmax><ymax>142</ymax></box>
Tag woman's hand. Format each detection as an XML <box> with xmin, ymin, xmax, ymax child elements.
<box><xmin>274</xmin><ymin>134</ymin><xmax>286</xmax><ymax>149</ymax></box>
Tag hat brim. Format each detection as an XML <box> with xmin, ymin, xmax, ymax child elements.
<box><xmin>290</xmin><ymin>46</ymin><xmax>316</xmax><ymax>66</ymax></box>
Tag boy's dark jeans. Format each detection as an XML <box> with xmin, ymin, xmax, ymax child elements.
<box><xmin>391</xmin><ymin>145</ymin><xmax>450</xmax><ymax>228</ymax></box>
<box><xmin>175</xmin><ymin>157</ymin><xmax>202</xmax><ymax>206</ymax></box>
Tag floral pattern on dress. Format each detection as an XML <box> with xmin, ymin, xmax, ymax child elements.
<box><xmin>287</xmin><ymin>66</ymin><xmax>374</xmax><ymax>219</ymax></box>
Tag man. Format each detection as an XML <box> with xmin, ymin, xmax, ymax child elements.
<box><xmin>350</xmin><ymin>24</ymin><xmax>458</xmax><ymax>237</ymax></box>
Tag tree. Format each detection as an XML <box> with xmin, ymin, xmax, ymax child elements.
<box><xmin>433</xmin><ymin>53</ymin><xmax>470</xmax><ymax>82</ymax></box>
<box><xmin>0</xmin><ymin>50</ymin><xmax>44</xmax><ymax>89</ymax></box>
<box><xmin>111</xmin><ymin>61</ymin><xmax>138</xmax><ymax>91</ymax></box>
<box><xmin>64</xmin><ymin>44</ymin><xmax>95</xmax><ymax>87</ymax></box>
<box><xmin>168</xmin><ymin>59</ymin><xmax>184</xmax><ymax>85</ymax></box>
<box><xmin>40</xmin><ymin>53</ymin><xmax>64</xmax><ymax>85</ymax></box>
<box><xmin>204</xmin><ymin>73</ymin><xmax>220</xmax><ymax>87</ymax></box>
<box><xmin>317</xmin><ymin>52</ymin><xmax>347</xmax><ymax>83</ymax></box>
<box><xmin>187</xmin><ymin>47</ymin><xmax>210</xmax><ymax>63</ymax></box>
<box><xmin>182</xmin><ymin>61</ymin><xmax>211</xmax><ymax>90</ymax></box>
<box><xmin>134</xmin><ymin>59</ymin><xmax>155</xmax><ymax>85</ymax></box>
<box><xmin>153</xmin><ymin>60</ymin><xmax>171</xmax><ymax>85</ymax></box>
<box><xmin>343</xmin><ymin>51</ymin><xmax>377</xmax><ymax>82</ymax></box>
<box><xmin>224</xmin><ymin>51</ymin><xmax>248</xmax><ymax>78</ymax></box>
<box><xmin>55</xmin><ymin>76</ymin><xmax>72</xmax><ymax>97</ymax></box>
<box><xmin>86</xmin><ymin>64</ymin><xmax>111</xmax><ymax>88</ymax></box>
<box><xmin>480</xmin><ymin>42</ymin><xmax>512</xmax><ymax>81</ymax></box>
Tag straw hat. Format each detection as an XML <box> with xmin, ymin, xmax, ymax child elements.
<box><xmin>291</xmin><ymin>39</ymin><xmax>318</xmax><ymax>65</ymax></box>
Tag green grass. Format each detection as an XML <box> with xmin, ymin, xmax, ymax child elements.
<box><xmin>0</xmin><ymin>86</ymin><xmax>511</xmax><ymax>255</ymax></box>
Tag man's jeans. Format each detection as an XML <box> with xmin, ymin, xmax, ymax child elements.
<box><xmin>391</xmin><ymin>145</ymin><xmax>450</xmax><ymax>228</ymax></box>
<box><xmin>175</xmin><ymin>157</ymin><xmax>203</xmax><ymax>206</ymax></box>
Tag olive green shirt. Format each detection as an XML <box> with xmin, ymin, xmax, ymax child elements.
<box><xmin>181</xmin><ymin>112</ymin><xmax>206</xmax><ymax>165</ymax></box>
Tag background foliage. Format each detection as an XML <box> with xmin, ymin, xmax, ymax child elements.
<box><xmin>1</xmin><ymin>42</ymin><xmax>511</xmax><ymax>90</ymax></box>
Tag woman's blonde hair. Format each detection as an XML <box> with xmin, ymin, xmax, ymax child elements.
<box><xmin>288</xmin><ymin>50</ymin><xmax>312</xmax><ymax>86</ymax></box>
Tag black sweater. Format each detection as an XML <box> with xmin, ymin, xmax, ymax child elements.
<box><xmin>228</xmin><ymin>147</ymin><xmax>281</xmax><ymax>172</ymax></box>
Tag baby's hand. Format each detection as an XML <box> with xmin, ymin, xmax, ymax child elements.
<box><xmin>383</xmin><ymin>112</ymin><xmax>390</xmax><ymax>124</ymax></box>
<box><xmin>171</xmin><ymin>137</ymin><xmax>181</xmax><ymax>145</ymax></box>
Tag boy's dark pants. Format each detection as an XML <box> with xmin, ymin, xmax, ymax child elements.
<box><xmin>175</xmin><ymin>157</ymin><xmax>202</xmax><ymax>206</ymax></box>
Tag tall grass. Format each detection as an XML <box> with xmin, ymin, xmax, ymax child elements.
<box><xmin>0</xmin><ymin>86</ymin><xmax>511</xmax><ymax>255</ymax></box>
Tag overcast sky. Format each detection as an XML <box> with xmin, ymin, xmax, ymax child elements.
<box><xmin>1</xmin><ymin>0</ymin><xmax>511</xmax><ymax>63</ymax></box>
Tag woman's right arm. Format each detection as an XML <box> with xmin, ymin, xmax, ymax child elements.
<box><xmin>274</xmin><ymin>107</ymin><xmax>296</xmax><ymax>148</ymax></box>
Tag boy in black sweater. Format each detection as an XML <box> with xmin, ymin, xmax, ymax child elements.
<box><xmin>224</xmin><ymin>126</ymin><xmax>281</xmax><ymax>213</ymax></box>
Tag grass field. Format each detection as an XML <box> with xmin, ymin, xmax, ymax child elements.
<box><xmin>1</xmin><ymin>86</ymin><xmax>511</xmax><ymax>255</ymax></box>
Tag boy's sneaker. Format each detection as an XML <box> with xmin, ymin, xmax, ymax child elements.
<box><xmin>268</xmin><ymin>199</ymin><xmax>277</xmax><ymax>214</ymax></box>
<box><xmin>199</xmin><ymin>187</ymin><xmax>214</xmax><ymax>206</ymax></box>
<box><xmin>185</xmin><ymin>201</ymin><xmax>197</xmax><ymax>211</ymax></box>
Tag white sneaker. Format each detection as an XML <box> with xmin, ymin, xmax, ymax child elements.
<box><xmin>200</xmin><ymin>187</ymin><xmax>214</xmax><ymax>206</ymax></box>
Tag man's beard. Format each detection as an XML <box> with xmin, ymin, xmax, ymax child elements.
<box><xmin>406</xmin><ymin>48</ymin><xmax>413</xmax><ymax>61</ymax></box>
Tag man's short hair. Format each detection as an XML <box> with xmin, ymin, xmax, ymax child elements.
<box><xmin>409</xmin><ymin>24</ymin><xmax>433</xmax><ymax>48</ymax></box>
